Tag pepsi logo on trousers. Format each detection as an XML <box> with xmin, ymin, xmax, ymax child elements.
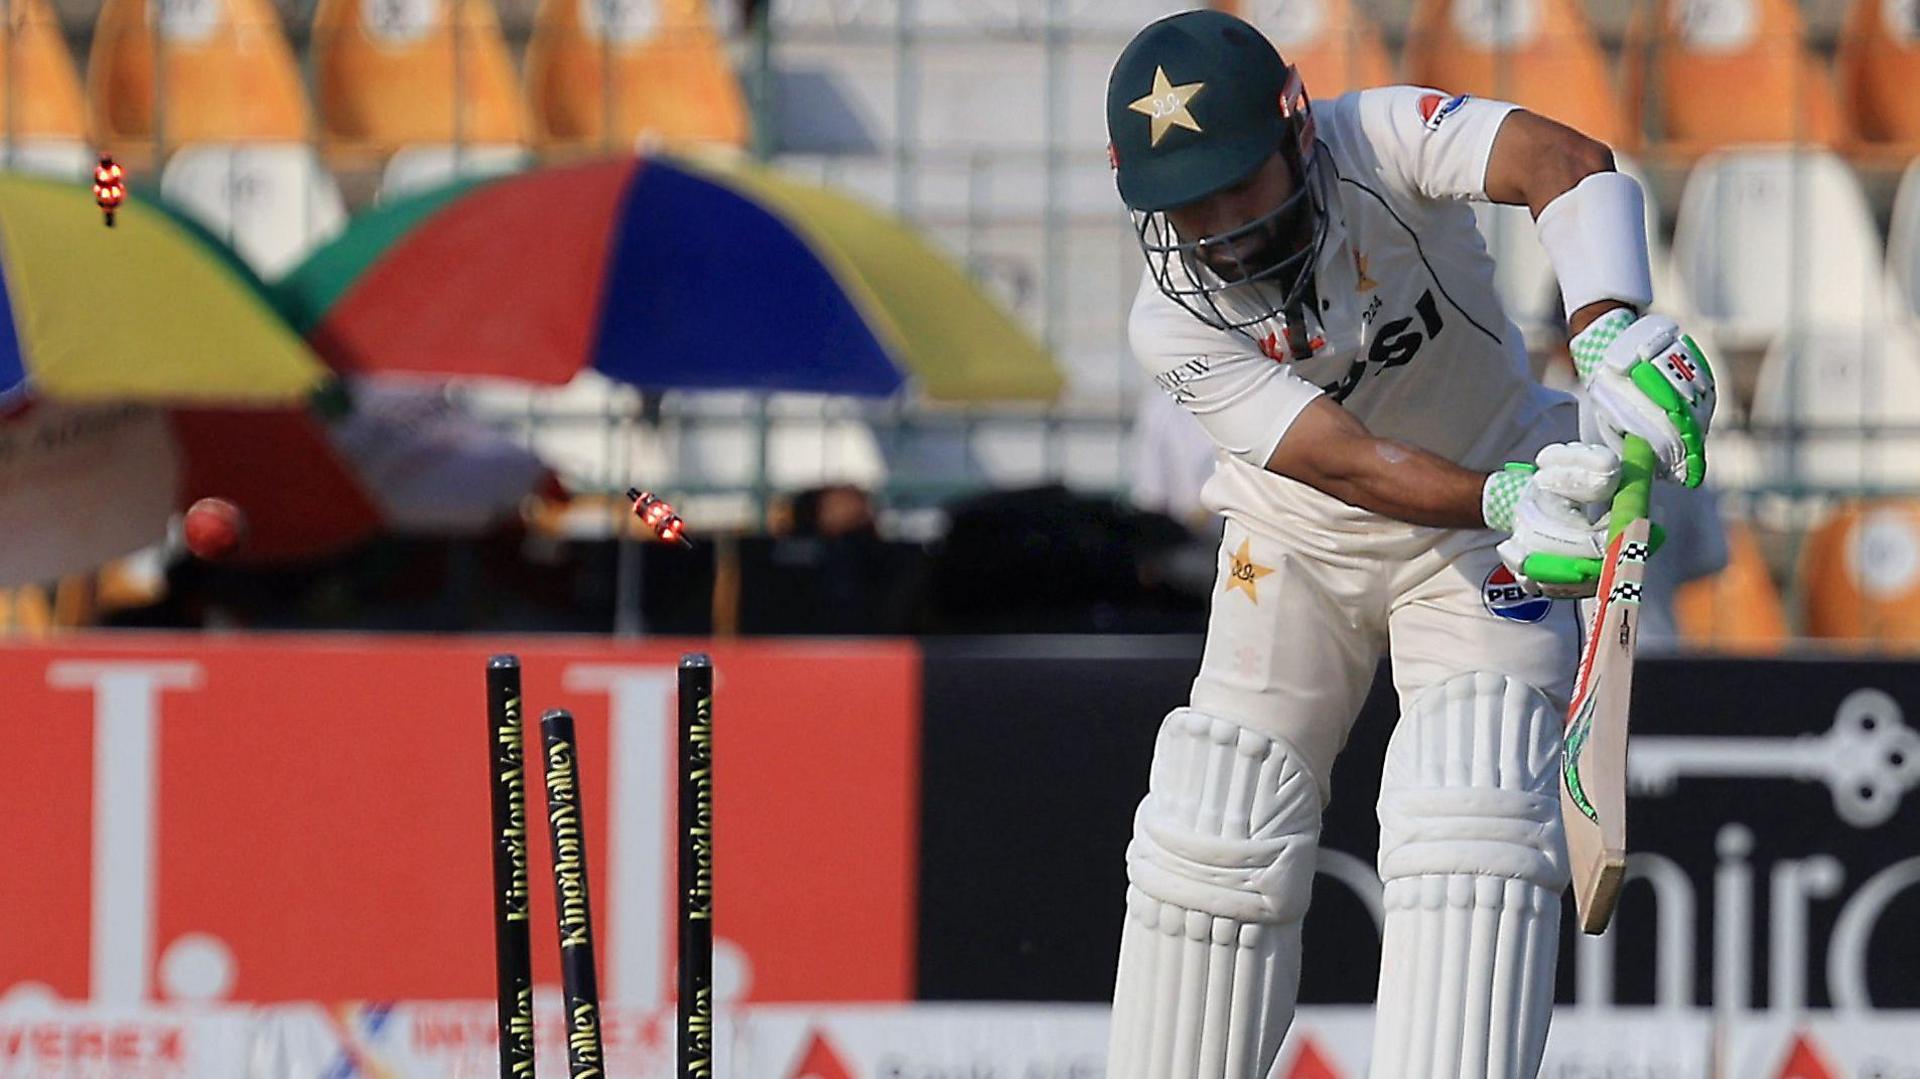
<box><xmin>1483</xmin><ymin>564</ymin><xmax>1553</xmax><ymax>622</ymax></box>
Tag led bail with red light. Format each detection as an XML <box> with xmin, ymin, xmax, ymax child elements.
<box><xmin>93</xmin><ymin>156</ymin><xmax>126</xmax><ymax>227</ymax></box>
<box><xmin>627</xmin><ymin>488</ymin><xmax>692</xmax><ymax>548</ymax></box>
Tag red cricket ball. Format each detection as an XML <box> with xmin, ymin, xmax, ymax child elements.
<box><xmin>183</xmin><ymin>497</ymin><xmax>248</xmax><ymax>561</ymax></box>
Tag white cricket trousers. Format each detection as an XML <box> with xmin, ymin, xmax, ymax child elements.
<box><xmin>1188</xmin><ymin>409</ymin><xmax>1581</xmax><ymax>801</ymax></box>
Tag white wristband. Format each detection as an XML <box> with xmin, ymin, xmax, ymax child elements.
<box><xmin>1535</xmin><ymin>170</ymin><xmax>1655</xmax><ymax>321</ymax></box>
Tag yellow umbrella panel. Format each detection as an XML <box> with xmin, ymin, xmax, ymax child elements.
<box><xmin>0</xmin><ymin>174</ymin><xmax>326</xmax><ymax>405</ymax></box>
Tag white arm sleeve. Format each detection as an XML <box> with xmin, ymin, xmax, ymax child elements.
<box><xmin>1352</xmin><ymin>85</ymin><xmax>1520</xmax><ymax>203</ymax></box>
<box><xmin>1535</xmin><ymin>170</ymin><xmax>1655</xmax><ymax>317</ymax></box>
<box><xmin>1129</xmin><ymin>276</ymin><xmax>1322</xmax><ymax>468</ymax></box>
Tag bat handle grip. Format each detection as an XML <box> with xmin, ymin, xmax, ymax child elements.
<box><xmin>1609</xmin><ymin>436</ymin><xmax>1655</xmax><ymax>544</ymax></box>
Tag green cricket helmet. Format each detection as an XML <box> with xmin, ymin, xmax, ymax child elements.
<box><xmin>1106</xmin><ymin>9</ymin><xmax>1327</xmax><ymax>337</ymax></box>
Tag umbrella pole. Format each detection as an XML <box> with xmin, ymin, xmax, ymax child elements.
<box><xmin>752</xmin><ymin>393</ymin><xmax>772</xmax><ymax>527</ymax></box>
<box><xmin>613</xmin><ymin>523</ymin><xmax>643</xmax><ymax>636</ymax></box>
<box><xmin>747</xmin><ymin>0</ymin><xmax>774</xmax><ymax>160</ymax></box>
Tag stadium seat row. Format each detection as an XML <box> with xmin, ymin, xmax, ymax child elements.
<box><xmin>1233</xmin><ymin>0</ymin><xmax>1920</xmax><ymax>161</ymax></box>
<box><xmin>6</xmin><ymin>0</ymin><xmax>1918</xmax><ymax>162</ymax></box>
<box><xmin>0</xmin><ymin>0</ymin><xmax>749</xmax><ymax>164</ymax></box>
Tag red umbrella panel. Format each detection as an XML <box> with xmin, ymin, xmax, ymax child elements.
<box><xmin>172</xmin><ymin>409</ymin><xmax>385</xmax><ymax>564</ymax></box>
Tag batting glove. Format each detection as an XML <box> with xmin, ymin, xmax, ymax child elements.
<box><xmin>1483</xmin><ymin>442</ymin><xmax>1622</xmax><ymax>599</ymax></box>
<box><xmin>1571</xmin><ymin>309</ymin><xmax>1716</xmax><ymax>489</ymax></box>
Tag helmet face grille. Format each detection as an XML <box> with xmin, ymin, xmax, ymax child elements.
<box><xmin>1132</xmin><ymin>148</ymin><xmax>1330</xmax><ymax>341</ymax></box>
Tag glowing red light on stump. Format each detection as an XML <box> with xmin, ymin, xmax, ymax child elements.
<box><xmin>93</xmin><ymin>156</ymin><xmax>126</xmax><ymax>227</ymax></box>
<box><xmin>627</xmin><ymin>488</ymin><xmax>692</xmax><ymax>548</ymax></box>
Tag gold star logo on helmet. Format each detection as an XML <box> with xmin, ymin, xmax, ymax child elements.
<box><xmin>1128</xmin><ymin>66</ymin><xmax>1205</xmax><ymax>147</ymax></box>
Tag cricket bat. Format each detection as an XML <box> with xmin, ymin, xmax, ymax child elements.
<box><xmin>1561</xmin><ymin>435</ymin><xmax>1655</xmax><ymax>935</ymax></box>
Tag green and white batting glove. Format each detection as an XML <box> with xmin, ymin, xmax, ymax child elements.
<box><xmin>1570</xmin><ymin>309</ymin><xmax>1716</xmax><ymax>489</ymax></box>
<box><xmin>1482</xmin><ymin>442</ymin><xmax>1621</xmax><ymax>599</ymax></box>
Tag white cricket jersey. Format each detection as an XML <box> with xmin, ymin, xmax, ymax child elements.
<box><xmin>1131</xmin><ymin>85</ymin><xmax>1570</xmax><ymax>528</ymax></box>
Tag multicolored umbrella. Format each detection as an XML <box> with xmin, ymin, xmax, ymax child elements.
<box><xmin>0</xmin><ymin>183</ymin><xmax>558</xmax><ymax>584</ymax></box>
<box><xmin>276</xmin><ymin>155</ymin><xmax>1063</xmax><ymax>402</ymax></box>
<box><xmin>0</xmin><ymin>174</ymin><xmax>326</xmax><ymax>404</ymax></box>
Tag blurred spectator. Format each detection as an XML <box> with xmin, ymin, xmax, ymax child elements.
<box><xmin>921</xmin><ymin>485</ymin><xmax>1207</xmax><ymax>634</ymax></box>
<box><xmin>738</xmin><ymin>483</ymin><xmax>910</xmax><ymax>634</ymax></box>
<box><xmin>786</xmin><ymin>483</ymin><xmax>879</xmax><ymax>539</ymax></box>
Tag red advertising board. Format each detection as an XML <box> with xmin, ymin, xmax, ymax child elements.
<box><xmin>0</xmin><ymin>636</ymin><xmax>920</xmax><ymax>1006</ymax></box>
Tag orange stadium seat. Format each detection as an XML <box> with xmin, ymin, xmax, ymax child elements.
<box><xmin>310</xmin><ymin>0</ymin><xmax>527</xmax><ymax>158</ymax></box>
<box><xmin>1404</xmin><ymin>0</ymin><xmax>1627</xmax><ymax>148</ymax></box>
<box><xmin>1</xmin><ymin>0</ymin><xmax>86</xmax><ymax>144</ymax></box>
<box><xmin>1224</xmin><ymin>0</ymin><xmax>1395</xmax><ymax>99</ymax></box>
<box><xmin>1837</xmin><ymin>0</ymin><xmax>1920</xmax><ymax>160</ymax></box>
<box><xmin>525</xmin><ymin>0</ymin><xmax>749</xmax><ymax>151</ymax></box>
<box><xmin>0</xmin><ymin>572</ymin><xmax>117</xmax><ymax>635</ymax></box>
<box><xmin>1800</xmin><ymin>500</ymin><xmax>1920</xmax><ymax>649</ymax></box>
<box><xmin>1624</xmin><ymin>0</ymin><xmax>1847</xmax><ymax>158</ymax></box>
<box><xmin>87</xmin><ymin>0</ymin><xmax>309</xmax><ymax>159</ymax></box>
<box><xmin>1672</xmin><ymin>519</ymin><xmax>1789</xmax><ymax>653</ymax></box>
<box><xmin>0</xmin><ymin>584</ymin><xmax>53</xmax><ymax>637</ymax></box>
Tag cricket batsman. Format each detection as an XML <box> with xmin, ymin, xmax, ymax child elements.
<box><xmin>1103</xmin><ymin>10</ymin><xmax>1715</xmax><ymax>1077</ymax></box>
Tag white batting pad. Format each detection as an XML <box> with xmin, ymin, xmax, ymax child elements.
<box><xmin>1371</xmin><ymin>672</ymin><xmax>1569</xmax><ymax>1079</ymax></box>
<box><xmin>1109</xmin><ymin>708</ymin><xmax>1321</xmax><ymax>1079</ymax></box>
